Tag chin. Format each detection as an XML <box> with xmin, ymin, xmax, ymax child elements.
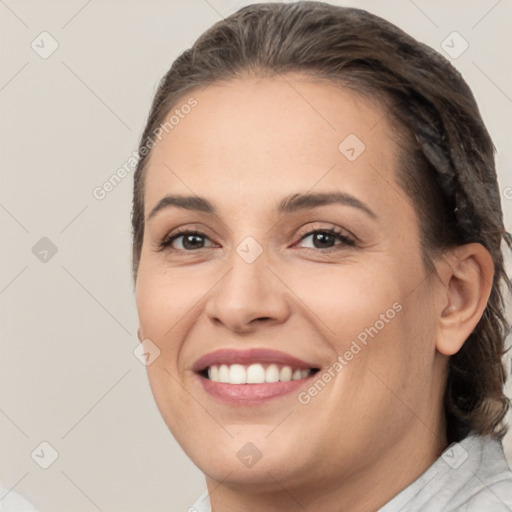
<box><xmin>183</xmin><ymin>427</ymin><xmax>309</xmax><ymax>483</ymax></box>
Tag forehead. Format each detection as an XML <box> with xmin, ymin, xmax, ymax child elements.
<box><xmin>143</xmin><ymin>74</ymin><xmax>404</xmax><ymax>217</ymax></box>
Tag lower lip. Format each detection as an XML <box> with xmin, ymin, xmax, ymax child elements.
<box><xmin>198</xmin><ymin>374</ymin><xmax>316</xmax><ymax>405</ymax></box>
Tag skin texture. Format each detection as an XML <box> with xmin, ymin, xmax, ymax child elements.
<box><xmin>135</xmin><ymin>74</ymin><xmax>494</xmax><ymax>512</ymax></box>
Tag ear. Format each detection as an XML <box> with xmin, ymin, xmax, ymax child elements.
<box><xmin>434</xmin><ymin>243</ymin><xmax>494</xmax><ymax>356</ymax></box>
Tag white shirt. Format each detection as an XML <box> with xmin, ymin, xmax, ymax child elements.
<box><xmin>188</xmin><ymin>432</ymin><xmax>512</xmax><ymax>511</ymax></box>
<box><xmin>0</xmin><ymin>486</ymin><xmax>37</xmax><ymax>512</ymax></box>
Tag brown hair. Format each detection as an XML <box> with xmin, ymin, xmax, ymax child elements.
<box><xmin>131</xmin><ymin>1</ymin><xmax>512</xmax><ymax>442</ymax></box>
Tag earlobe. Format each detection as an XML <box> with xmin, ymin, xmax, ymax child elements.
<box><xmin>435</xmin><ymin>243</ymin><xmax>494</xmax><ymax>356</ymax></box>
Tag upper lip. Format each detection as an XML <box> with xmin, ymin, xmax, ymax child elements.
<box><xmin>192</xmin><ymin>348</ymin><xmax>318</xmax><ymax>372</ymax></box>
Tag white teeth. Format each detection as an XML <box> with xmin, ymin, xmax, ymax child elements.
<box><xmin>229</xmin><ymin>364</ymin><xmax>246</xmax><ymax>384</ymax></box>
<box><xmin>265</xmin><ymin>364</ymin><xmax>280</xmax><ymax>383</ymax></box>
<box><xmin>208</xmin><ymin>365</ymin><xmax>219</xmax><ymax>381</ymax></box>
<box><xmin>206</xmin><ymin>364</ymin><xmax>313</xmax><ymax>384</ymax></box>
<box><xmin>292</xmin><ymin>369</ymin><xmax>302</xmax><ymax>380</ymax></box>
<box><xmin>247</xmin><ymin>363</ymin><xmax>265</xmax><ymax>383</ymax></box>
<box><xmin>218</xmin><ymin>364</ymin><xmax>230</xmax><ymax>383</ymax></box>
<box><xmin>279</xmin><ymin>366</ymin><xmax>292</xmax><ymax>382</ymax></box>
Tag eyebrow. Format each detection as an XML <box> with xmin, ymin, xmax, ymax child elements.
<box><xmin>146</xmin><ymin>191</ymin><xmax>377</xmax><ymax>221</ymax></box>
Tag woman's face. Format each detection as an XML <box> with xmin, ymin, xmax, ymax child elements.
<box><xmin>135</xmin><ymin>75</ymin><xmax>446</xmax><ymax>491</ymax></box>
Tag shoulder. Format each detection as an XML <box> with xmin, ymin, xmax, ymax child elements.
<box><xmin>379</xmin><ymin>432</ymin><xmax>512</xmax><ymax>511</ymax></box>
<box><xmin>188</xmin><ymin>490</ymin><xmax>211</xmax><ymax>512</ymax></box>
<box><xmin>0</xmin><ymin>484</ymin><xmax>38</xmax><ymax>512</ymax></box>
<box><xmin>448</xmin><ymin>433</ymin><xmax>512</xmax><ymax>511</ymax></box>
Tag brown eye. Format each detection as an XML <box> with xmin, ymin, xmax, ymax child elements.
<box><xmin>159</xmin><ymin>230</ymin><xmax>215</xmax><ymax>251</ymax></box>
<box><xmin>296</xmin><ymin>228</ymin><xmax>355</xmax><ymax>250</ymax></box>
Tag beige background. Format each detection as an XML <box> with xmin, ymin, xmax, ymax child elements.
<box><xmin>0</xmin><ymin>0</ymin><xmax>511</xmax><ymax>510</ymax></box>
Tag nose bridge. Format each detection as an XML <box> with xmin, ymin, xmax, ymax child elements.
<box><xmin>205</xmin><ymin>235</ymin><xmax>290</xmax><ymax>330</ymax></box>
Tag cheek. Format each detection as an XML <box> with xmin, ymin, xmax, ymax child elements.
<box><xmin>135</xmin><ymin>263</ymin><xmax>205</xmax><ymax>346</ymax></box>
<box><xmin>144</xmin><ymin>364</ymin><xmax>204</xmax><ymax>454</ymax></box>
<box><xmin>287</xmin><ymin>260</ymin><xmax>404</xmax><ymax>346</ymax></box>
<box><xmin>136</xmin><ymin>268</ymin><xmax>200</xmax><ymax>430</ymax></box>
<box><xmin>293</xmin><ymin>259</ymin><xmax>433</xmax><ymax>398</ymax></box>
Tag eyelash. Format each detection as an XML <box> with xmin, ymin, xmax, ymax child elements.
<box><xmin>157</xmin><ymin>226</ymin><xmax>355</xmax><ymax>253</ymax></box>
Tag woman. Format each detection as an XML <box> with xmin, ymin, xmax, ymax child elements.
<box><xmin>131</xmin><ymin>2</ymin><xmax>512</xmax><ymax>510</ymax></box>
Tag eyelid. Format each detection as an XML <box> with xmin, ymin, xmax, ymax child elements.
<box><xmin>293</xmin><ymin>220</ymin><xmax>356</xmax><ymax>241</ymax></box>
<box><xmin>292</xmin><ymin>226</ymin><xmax>355</xmax><ymax>249</ymax></box>
<box><xmin>156</xmin><ymin>221</ymin><xmax>357</xmax><ymax>255</ymax></box>
<box><xmin>157</xmin><ymin>227</ymin><xmax>216</xmax><ymax>252</ymax></box>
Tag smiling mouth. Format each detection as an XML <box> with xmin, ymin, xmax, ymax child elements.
<box><xmin>199</xmin><ymin>363</ymin><xmax>320</xmax><ymax>384</ymax></box>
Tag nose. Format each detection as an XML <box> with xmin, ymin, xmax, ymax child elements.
<box><xmin>204</xmin><ymin>247</ymin><xmax>291</xmax><ymax>334</ymax></box>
